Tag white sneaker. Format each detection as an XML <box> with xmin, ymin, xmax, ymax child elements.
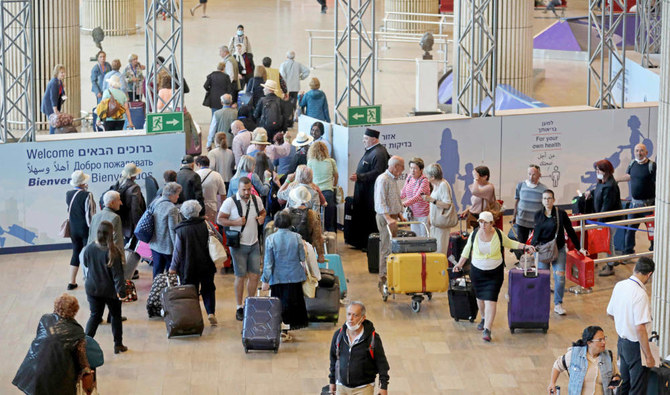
<box><xmin>554</xmin><ymin>304</ymin><xmax>566</xmax><ymax>315</ymax></box>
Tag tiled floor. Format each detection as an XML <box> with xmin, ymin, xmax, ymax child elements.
<box><xmin>0</xmin><ymin>224</ymin><xmax>651</xmax><ymax>394</ymax></box>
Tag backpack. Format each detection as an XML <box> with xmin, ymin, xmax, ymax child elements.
<box><xmin>265</xmin><ymin>181</ymin><xmax>282</xmax><ymax>219</ymax></box>
<box><xmin>260</xmin><ymin>97</ymin><xmax>283</xmax><ymax>132</ymax></box>
<box><xmin>289</xmin><ymin>207</ymin><xmax>311</xmax><ymax>243</ymax></box>
<box><xmin>626</xmin><ymin>159</ymin><xmax>655</xmax><ymax>175</ymax></box>
<box><xmin>99</xmin><ymin>180</ymin><xmax>131</xmax><ymax>220</ymax></box>
<box><xmin>335</xmin><ymin>327</ymin><xmax>376</xmax><ymax>360</ymax></box>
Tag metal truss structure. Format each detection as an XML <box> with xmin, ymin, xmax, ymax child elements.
<box><xmin>334</xmin><ymin>0</ymin><xmax>376</xmax><ymax>125</ymax></box>
<box><xmin>144</xmin><ymin>0</ymin><xmax>184</xmax><ymax>113</ymax></box>
<box><xmin>453</xmin><ymin>0</ymin><xmax>498</xmax><ymax>117</ymax></box>
<box><xmin>587</xmin><ymin>0</ymin><xmax>628</xmax><ymax>109</ymax></box>
<box><xmin>0</xmin><ymin>0</ymin><xmax>35</xmax><ymax>143</ymax></box>
<box><xmin>635</xmin><ymin>0</ymin><xmax>662</xmax><ymax>68</ymax></box>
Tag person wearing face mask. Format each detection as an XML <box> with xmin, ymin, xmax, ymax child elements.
<box><xmin>548</xmin><ymin>326</ymin><xmax>620</xmax><ymax>395</ymax></box>
<box><xmin>606</xmin><ymin>257</ymin><xmax>655</xmax><ymax>393</ymax></box>
<box><xmin>328</xmin><ymin>301</ymin><xmax>390</xmax><ymax>395</ymax></box>
<box><xmin>511</xmin><ymin>164</ymin><xmax>547</xmax><ymax>259</ymax></box>
<box><xmin>586</xmin><ymin>159</ymin><xmax>622</xmax><ymax>277</ymax></box>
<box><xmin>229</xmin><ymin>25</ymin><xmax>252</xmax><ymax>56</ymax></box>
<box><xmin>617</xmin><ymin>143</ymin><xmax>656</xmax><ymax>255</ymax></box>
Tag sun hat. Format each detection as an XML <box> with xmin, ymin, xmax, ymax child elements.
<box><xmin>478</xmin><ymin>211</ymin><xmax>494</xmax><ymax>223</ymax></box>
<box><xmin>260</xmin><ymin>79</ymin><xmax>279</xmax><ymax>94</ymax></box>
<box><xmin>121</xmin><ymin>162</ymin><xmax>142</xmax><ymax>178</ymax></box>
<box><xmin>289</xmin><ymin>185</ymin><xmax>312</xmax><ymax>208</ymax></box>
<box><xmin>251</xmin><ymin>129</ymin><xmax>270</xmax><ymax>145</ymax></box>
<box><xmin>70</xmin><ymin>170</ymin><xmax>91</xmax><ymax>187</ymax></box>
<box><xmin>292</xmin><ymin>132</ymin><xmax>314</xmax><ymax>147</ymax></box>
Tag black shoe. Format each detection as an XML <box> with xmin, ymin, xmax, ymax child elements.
<box><xmin>477</xmin><ymin>319</ymin><xmax>485</xmax><ymax>331</ymax></box>
<box><xmin>114</xmin><ymin>344</ymin><xmax>128</xmax><ymax>354</ymax></box>
<box><xmin>132</xmin><ymin>270</ymin><xmax>139</xmax><ymax>280</ymax></box>
<box><xmin>236</xmin><ymin>307</ymin><xmax>244</xmax><ymax>321</ymax></box>
<box><xmin>67</xmin><ymin>283</ymin><xmax>78</xmax><ymax>290</ymax></box>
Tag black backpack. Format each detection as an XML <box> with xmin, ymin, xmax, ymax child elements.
<box><xmin>260</xmin><ymin>97</ymin><xmax>283</xmax><ymax>132</ymax></box>
<box><xmin>289</xmin><ymin>207</ymin><xmax>311</xmax><ymax>243</ymax></box>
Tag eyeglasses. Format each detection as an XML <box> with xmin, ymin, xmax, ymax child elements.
<box><xmin>591</xmin><ymin>336</ymin><xmax>607</xmax><ymax>343</ymax></box>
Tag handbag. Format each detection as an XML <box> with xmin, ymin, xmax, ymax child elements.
<box><xmin>335</xmin><ymin>186</ymin><xmax>345</xmax><ymax>204</ymax></box>
<box><xmin>536</xmin><ymin>212</ymin><xmax>560</xmax><ymax>263</ymax></box>
<box><xmin>121</xmin><ymin>280</ymin><xmax>138</xmax><ymax>302</ymax></box>
<box><xmin>431</xmin><ymin>181</ymin><xmax>458</xmax><ymax>228</ymax></box>
<box><xmin>106</xmin><ymin>89</ymin><xmax>121</xmax><ymax>118</ymax></box>
<box><xmin>487</xmin><ymin>198</ymin><xmax>503</xmax><ymax>221</ymax></box>
<box><xmin>59</xmin><ymin>190</ymin><xmax>82</xmax><ymax>238</ymax></box>
<box><xmin>134</xmin><ymin>204</ymin><xmax>156</xmax><ymax>243</ymax></box>
<box><xmin>301</xmin><ymin>240</ymin><xmax>319</xmax><ymax>298</ymax></box>
<box><xmin>85</xmin><ymin>335</ymin><xmax>104</xmax><ymax>368</ymax></box>
<box><xmin>206</xmin><ymin>222</ymin><xmax>227</xmax><ymax>265</ymax></box>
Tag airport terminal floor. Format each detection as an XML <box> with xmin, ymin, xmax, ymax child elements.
<box><xmin>1</xmin><ymin>0</ymin><xmax>660</xmax><ymax>394</ymax></box>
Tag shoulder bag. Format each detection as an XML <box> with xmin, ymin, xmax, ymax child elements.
<box><xmin>207</xmin><ymin>221</ymin><xmax>227</xmax><ymax>265</ymax></box>
<box><xmin>431</xmin><ymin>181</ymin><xmax>459</xmax><ymax>228</ymax></box>
<box><xmin>59</xmin><ymin>190</ymin><xmax>82</xmax><ymax>238</ymax></box>
<box><xmin>536</xmin><ymin>211</ymin><xmax>560</xmax><ymax>263</ymax></box>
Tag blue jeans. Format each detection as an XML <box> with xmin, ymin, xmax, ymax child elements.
<box><xmin>151</xmin><ymin>250</ymin><xmax>172</xmax><ymax>278</ymax></box>
<box><xmin>538</xmin><ymin>246</ymin><xmax>566</xmax><ymax>305</ymax></box>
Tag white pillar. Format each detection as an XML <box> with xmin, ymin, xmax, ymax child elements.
<box><xmin>383</xmin><ymin>0</ymin><xmax>439</xmax><ymax>33</ymax></box>
<box><xmin>651</xmin><ymin>0</ymin><xmax>670</xmax><ymax>359</ymax></box>
<box><xmin>497</xmin><ymin>0</ymin><xmax>533</xmax><ymax>96</ymax></box>
<box><xmin>80</xmin><ymin>0</ymin><xmax>137</xmax><ymax>36</ymax></box>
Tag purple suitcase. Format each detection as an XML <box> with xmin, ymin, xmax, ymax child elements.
<box><xmin>508</xmin><ymin>267</ymin><xmax>551</xmax><ymax>333</ymax></box>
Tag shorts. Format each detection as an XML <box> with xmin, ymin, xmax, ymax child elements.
<box><xmin>199</xmin><ymin>0</ymin><xmax>207</xmax><ymax>3</ymax></box>
<box><xmin>230</xmin><ymin>242</ymin><xmax>261</xmax><ymax>277</ymax></box>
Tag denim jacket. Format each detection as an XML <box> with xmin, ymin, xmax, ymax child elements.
<box><xmin>262</xmin><ymin>229</ymin><xmax>306</xmax><ymax>286</ymax></box>
<box><xmin>568</xmin><ymin>346</ymin><xmax>614</xmax><ymax>395</ymax></box>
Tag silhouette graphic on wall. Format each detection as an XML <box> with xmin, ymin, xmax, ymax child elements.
<box><xmin>437</xmin><ymin>128</ymin><xmax>461</xmax><ymax>211</ymax></box>
<box><xmin>551</xmin><ymin>166</ymin><xmax>560</xmax><ymax>188</ymax></box>
<box><xmin>458</xmin><ymin>163</ymin><xmax>474</xmax><ymax>210</ymax></box>
<box><xmin>0</xmin><ymin>224</ymin><xmax>38</xmax><ymax>245</ymax></box>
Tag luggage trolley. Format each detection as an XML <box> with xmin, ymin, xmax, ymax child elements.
<box><xmin>381</xmin><ymin>221</ymin><xmax>448</xmax><ymax>313</ymax></box>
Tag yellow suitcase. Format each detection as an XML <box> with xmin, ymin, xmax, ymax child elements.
<box><xmin>387</xmin><ymin>252</ymin><xmax>449</xmax><ymax>294</ymax></box>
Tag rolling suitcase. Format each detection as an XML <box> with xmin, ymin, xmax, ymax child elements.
<box><xmin>447</xmin><ymin>269</ymin><xmax>478</xmax><ymax>322</ymax></box>
<box><xmin>146</xmin><ymin>273</ymin><xmax>178</xmax><ymax>318</ymax></box>
<box><xmin>386</xmin><ymin>252</ymin><xmax>449</xmax><ymax>294</ymax></box>
<box><xmin>128</xmin><ymin>101</ymin><xmax>146</xmax><ymax>129</ymax></box>
<box><xmin>447</xmin><ymin>220</ymin><xmax>469</xmax><ymax>267</ymax></box>
<box><xmin>508</xmin><ymin>262</ymin><xmax>551</xmax><ymax>334</ymax></box>
<box><xmin>319</xmin><ymin>254</ymin><xmax>347</xmax><ymax>298</ymax></box>
<box><xmin>323</xmin><ymin>231</ymin><xmax>337</xmax><ymax>254</ymax></box>
<box><xmin>161</xmin><ymin>282</ymin><xmax>205</xmax><ymax>338</ymax></box>
<box><xmin>367</xmin><ymin>233</ymin><xmax>380</xmax><ymax>273</ymax></box>
<box><xmin>242</xmin><ymin>295</ymin><xmax>282</xmax><ymax>353</ymax></box>
<box><xmin>647</xmin><ymin>364</ymin><xmax>670</xmax><ymax>394</ymax></box>
<box><xmin>343</xmin><ymin>197</ymin><xmax>355</xmax><ymax>246</ymax></box>
<box><xmin>388</xmin><ymin>222</ymin><xmax>435</xmax><ymax>253</ymax></box>
<box><xmin>304</xmin><ymin>269</ymin><xmax>340</xmax><ymax>323</ymax></box>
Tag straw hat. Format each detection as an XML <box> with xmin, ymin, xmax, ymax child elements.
<box><xmin>289</xmin><ymin>185</ymin><xmax>312</xmax><ymax>208</ymax></box>
<box><xmin>260</xmin><ymin>79</ymin><xmax>279</xmax><ymax>94</ymax></box>
<box><xmin>121</xmin><ymin>162</ymin><xmax>142</xmax><ymax>178</ymax></box>
<box><xmin>292</xmin><ymin>132</ymin><xmax>314</xmax><ymax>147</ymax></box>
<box><xmin>70</xmin><ymin>170</ymin><xmax>91</xmax><ymax>187</ymax></box>
<box><xmin>251</xmin><ymin>128</ymin><xmax>270</xmax><ymax>145</ymax></box>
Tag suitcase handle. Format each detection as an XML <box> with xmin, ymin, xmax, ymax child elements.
<box><xmin>386</xmin><ymin>221</ymin><xmax>428</xmax><ymax>237</ymax></box>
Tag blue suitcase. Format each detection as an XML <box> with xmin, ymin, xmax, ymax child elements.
<box><xmin>320</xmin><ymin>254</ymin><xmax>347</xmax><ymax>298</ymax></box>
<box><xmin>508</xmin><ymin>267</ymin><xmax>551</xmax><ymax>333</ymax></box>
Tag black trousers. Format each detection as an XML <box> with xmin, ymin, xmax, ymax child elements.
<box><xmin>617</xmin><ymin>337</ymin><xmax>648</xmax><ymax>394</ymax></box>
<box><xmin>86</xmin><ymin>295</ymin><xmax>123</xmax><ymax>346</ymax></box>
<box><xmin>69</xmin><ymin>234</ymin><xmax>88</xmax><ymax>267</ymax></box>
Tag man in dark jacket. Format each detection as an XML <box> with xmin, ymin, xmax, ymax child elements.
<box><xmin>329</xmin><ymin>301</ymin><xmax>390</xmax><ymax>394</ymax></box>
<box><xmin>176</xmin><ymin>155</ymin><xmax>205</xmax><ymax>215</ymax></box>
<box><xmin>116</xmin><ymin>163</ymin><xmax>147</xmax><ymax>246</ymax></box>
<box><xmin>348</xmin><ymin>128</ymin><xmax>390</xmax><ymax>249</ymax></box>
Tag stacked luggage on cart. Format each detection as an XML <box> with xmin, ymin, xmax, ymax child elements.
<box><xmin>381</xmin><ymin>221</ymin><xmax>448</xmax><ymax>313</ymax></box>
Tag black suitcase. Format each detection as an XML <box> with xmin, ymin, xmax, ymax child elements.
<box><xmin>447</xmin><ymin>270</ymin><xmax>478</xmax><ymax>322</ymax></box>
<box><xmin>447</xmin><ymin>221</ymin><xmax>469</xmax><ymax>267</ymax></box>
<box><xmin>367</xmin><ymin>233</ymin><xmax>380</xmax><ymax>273</ymax></box>
<box><xmin>343</xmin><ymin>197</ymin><xmax>355</xmax><ymax>246</ymax></box>
<box><xmin>242</xmin><ymin>296</ymin><xmax>282</xmax><ymax>353</ymax></box>
<box><xmin>305</xmin><ymin>270</ymin><xmax>340</xmax><ymax>324</ymax></box>
<box><xmin>648</xmin><ymin>364</ymin><xmax>670</xmax><ymax>394</ymax></box>
<box><xmin>161</xmin><ymin>283</ymin><xmax>204</xmax><ymax>338</ymax></box>
<box><xmin>390</xmin><ymin>237</ymin><xmax>437</xmax><ymax>253</ymax></box>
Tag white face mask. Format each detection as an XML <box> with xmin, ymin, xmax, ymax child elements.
<box><xmin>635</xmin><ymin>158</ymin><xmax>646</xmax><ymax>164</ymax></box>
<box><xmin>596</xmin><ymin>173</ymin><xmax>604</xmax><ymax>180</ymax></box>
<box><xmin>525</xmin><ymin>180</ymin><xmax>537</xmax><ymax>188</ymax></box>
<box><xmin>346</xmin><ymin>317</ymin><xmax>363</xmax><ymax>331</ymax></box>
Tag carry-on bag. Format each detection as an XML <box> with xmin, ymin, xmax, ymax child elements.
<box><xmin>447</xmin><ymin>269</ymin><xmax>478</xmax><ymax>322</ymax></box>
<box><xmin>367</xmin><ymin>233</ymin><xmax>381</xmax><ymax>273</ymax></box>
<box><xmin>323</xmin><ymin>231</ymin><xmax>337</xmax><ymax>254</ymax></box>
<box><xmin>135</xmin><ymin>240</ymin><xmax>153</xmax><ymax>263</ymax></box>
<box><xmin>566</xmin><ymin>250</ymin><xmax>595</xmax><ymax>288</ymax></box>
<box><xmin>319</xmin><ymin>254</ymin><xmax>347</xmax><ymax>298</ymax></box>
<box><xmin>161</xmin><ymin>281</ymin><xmax>204</xmax><ymax>338</ymax></box>
<box><xmin>242</xmin><ymin>294</ymin><xmax>282</xmax><ymax>353</ymax></box>
<box><xmin>304</xmin><ymin>269</ymin><xmax>340</xmax><ymax>323</ymax></box>
<box><xmin>343</xmin><ymin>197</ymin><xmax>355</xmax><ymax>246</ymax></box>
<box><xmin>508</xmin><ymin>255</ymin><xmax>551</xmax><ymax>333</ymax></box>
<box><xmin>386</xmin><ymin>252</ymin><xmax>449</xmax><ymax>294</ymax></box>
<box><xmin>146</xmin><ymin>273</ymin><xmax>179</xmax><ymax>318</ymax></box>
<box><xmin>447</xmin><ymin>220</ymin><xmax>469</xmax><ymax>267</ymax></box>
<box><xmin>388</xmin><ymin>221</ymin><xmax>436</xmax><ymax>253</ymax></box>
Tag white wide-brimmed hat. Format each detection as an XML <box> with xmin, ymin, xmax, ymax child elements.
<box><xmin>70</xmin><ymin>170</ymin><xmax>91</xmax><ymax>187</ymax></box>
<box><xmin>251</xmin><ymin>128</ymin><xmax>270</xmax><ymax>145</ymax></box>
<box><xmin>292</xmin><ymin>132</ymin><xmax>314</xmax><ymax>147</ymax></box>
<box><xmin>121</xmin><ymin>162</ymin><xmax>142</xmax><ymax>178</ymax></box>
<box><xmin>289</xmin><ymin>185</ymin><xmax>312</xmax><ymax>208</ymax></box>
<box><xmin>260</xmin><ymin>79</ymin><xmax>279</xmax><ymax>94</ymax></box>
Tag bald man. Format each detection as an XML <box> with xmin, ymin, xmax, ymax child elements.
<box><xmin>374</xmin><ymin>155</ymin><xmax>406</xmax><ymax>290</ymax></box>
<box><xmin>230</xmin><ymin>120</ymin><xmax>251</xmax><ymax>166</ymax></box>
<box><xmin>618</xmin><ymin>143</ymin><xmax>656</xmax><ymax>254</ymax></box>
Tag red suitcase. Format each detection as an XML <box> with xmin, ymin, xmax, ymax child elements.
<box><xmin>566</xmin><ymin>250</ymin><xmax>595</xmax><ymax>288</ymax></box>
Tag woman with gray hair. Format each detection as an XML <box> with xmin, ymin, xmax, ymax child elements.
<box><xmin>99</xmin><ymin>74</ymin><xmax>134</xmax><ymax>131</ymax></box>
<box><xmin>277</xmin><ymin>164</ymin><xmax>324</xmax><ymax>211</ymax></box>
<box><xmin>227</xmin><ymin>154</ymin><xmax>271</xmax><ymax>198</ymax></box>
<box><xmin>169</xmin><ymin>200</ymin><xmax>218</xmax><ymax>326</ymax></box>
<box><xmin>124</xmin><ymin>53</ymin><xmax>145</xmax><ymax>101</ymax></box>
<box><xmin>422</xmin><ymin>163</ymin><xmax>457</xmax><ymax>255</ymax></box>
<box><xmin>65</xmin><ymin>170</ymin><xmax>96</xmax><ymax>290</ymax></box>
<box><xmin>149</xmin><ymin>182</ymin><xmax>182</xmax><ymax>278</ymax></box>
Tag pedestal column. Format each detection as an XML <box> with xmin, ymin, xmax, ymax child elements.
<box><xmin>33</xmin><ymin>0</ymin><xmax>81</xmax><ymax>131</ymax></box>
<box><xmin>80</xmin><ymin>0</ymin><xmax>137</xmax><ymax>36</ymax></box>
<box><xmin>651</xmin><ymin>0</ymin><xmax>670</xmax><ymax>359</ymax></box>
<box><xmin>496</xmin><ymin>0</ymin><xmax>533</xmax><ymax>96</ymax></box>
<box><xmin>384</xmin><ymin>0</ymin><xmax>439</xmax><ymax>32</ymax></box>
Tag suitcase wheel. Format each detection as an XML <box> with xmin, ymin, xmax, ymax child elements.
<box><xmin>542</xmin><ymin>328</ymin><xmax>548</xmax><ymax>334</ymax></box>
<box><xmin>411</xmin><ymin>300</ymin><xmax>421</xmax><ymax>313</ymax></box>
<box><xmin>454</xmin><ymin>318</ymin><xmax>460</xmax><ymax>322</ymax></box>
<box><xmin>244</xmin><ymin>347</ymin><xmax>249</xmax><ymax>354</ymax></box>
<box><xmin>274</xmin><ymin>348</ymin><xmax>279</xmax><ymax>354</ymax></box>
<box><xmin>469</xmin><ymin>317</ymin><xmax>475</xmax><ymax>323</ymax></box>
<box><xmin>510</xmin><ymin>327</ymin><xmax>515</xmax><ymax>334</ymax></box>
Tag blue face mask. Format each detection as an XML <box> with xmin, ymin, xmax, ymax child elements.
<box><xmin>237</xmin><ymin>30</ymin><xmax>243</xmax><ymax>36</ymax></box>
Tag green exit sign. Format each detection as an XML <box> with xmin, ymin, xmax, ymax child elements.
<box><xmin>348</xmin><ymin>105</ymin><xmax>381</xmax><ymax>126</ymax></box>
<box><xmin>146</xmin><ymin>112</ymin><xmax>184</xmax><ymax>134</ymax></box>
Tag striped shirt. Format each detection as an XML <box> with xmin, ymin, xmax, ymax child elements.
<box><xmin>400</xmin><ymin>175</ymin><xmax>430</xmax><ymax>218</ymax></box>
<box><xmin>514</xmin><ymin>181</ymin><xmax>547</xmax><ymax>228</ymax></box>
<box><xmin>374</xmin><ymin>170</ymin><xmax>403</xmax><ymax>215</ymax></box>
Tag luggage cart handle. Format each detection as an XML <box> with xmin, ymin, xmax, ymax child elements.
<box><xmin>386</xmin><ymin>221</ymin><xmax>428</xmax><ymax>237</ymax></box>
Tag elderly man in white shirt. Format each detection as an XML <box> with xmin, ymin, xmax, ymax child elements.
<box><xmin>606</xmin><ymin>257</ymin><xmax>655</xmax><ymax>394</ymax></box>
<box><xmin>231</xmin><ymin>120</ymin><xmax>252</xmax><ymax>166</ymax></box>
<box><xmin>194</xmin><ymin>155</ymin><xmax>227</xmax><ymax>224</ymax></box>
<box><xmin>279</xmin><ymin>50</ymin><xmax>310</xmax><ymax>103</ymax></box>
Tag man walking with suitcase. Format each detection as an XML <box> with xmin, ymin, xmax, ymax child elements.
<box><xmin>606</xmin><ymin>257</ymin><xmax>655</xmax><ymax>394</ymax></box>
<box><xmin>511</xmin><ymin>164</ymin><xmax>546</xmax><ymax>259</ymax></box>
<box><xmin>328</xmin><ymin>301</ymin><xmax>390</xmax><ymax>395</ymax></box>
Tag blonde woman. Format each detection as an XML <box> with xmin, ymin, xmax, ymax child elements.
<box><xmin>298</xmin><ymin>77</ymin><xmax>330</xmax><ymax>122</ymax></box>
<box><xmin>307</xmin><ymin>141</ymin><xmax>338</xmax><ymax>231</ymax></box>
